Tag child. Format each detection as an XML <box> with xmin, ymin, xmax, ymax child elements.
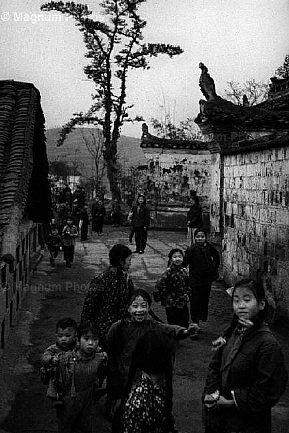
<box><xmin>106</xmin><ymin>289</ymin><xmax>198</xmax><ymax>423</ymax></box>
<box><xmin>62</xmin><ymin>217</ymin><xmax>78</xmax><ymax>267</ymax></box>
<box><xmin>81</xmin><ymin>244</ymin><xmax>134</xmax><ymax>350</ymax></box>
<box><xmin>183</xmin><ymin>228</ymin><xmax>220</xmax><ymax>332</ymax></box>
<box><xmin>46</xmin><ymin>224</ymin><xmax>63</xmax><ymax>267</ymax></box>
<box><xmin>41</xmin><ymin>318</ymin><xmax>78</xmax><ymax>408</ymax></box>
<box><xmin>154</xmin><ymin>248</ymin><xmax>190</xmax><ymax>328</ymax></box>
<box><xmin>55</xmin><ymin>321</ymin><xmax>107</xmax><ymax>433</ymax></box>
<box><xmin>203</xmin><ymin>279</ymin><xmax>288</xmax><ymax>433</ymax></box>
<box><xmin>115</xmin><ymin>330</ymin><xmax>177</xmax><ymax>433</ymax></box>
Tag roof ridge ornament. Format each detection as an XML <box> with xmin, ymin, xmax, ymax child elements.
<box><xmin>199</xmin><ymin>63</ymin><xmax>218</xmax><ymax>101</ymax></box>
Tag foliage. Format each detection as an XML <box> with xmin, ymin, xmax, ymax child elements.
<box><xmin>151</xmin><ymin>114</ymin><xmax>199</xmax><ymax>139</ymax></box>
<box><xmin>224</xmin><ymin>79</ymin><xmax>269</xmax><ymax>106</ymax></box>
<box><xmin>275</xmin><ymin>54</ymin><xmax>289</xmax><ymax>79</ymax></box>
<box><xmin>49</xmin><ymin>160</ymin><xmax>70</xmax><ymax>179</ymax></box>
<box><xmin>41</xmin><ymin>1</ymin><xmax>183</xmax><ymax>201</ymax></box>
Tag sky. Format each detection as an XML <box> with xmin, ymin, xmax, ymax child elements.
<box><xmin>1</xmin><ymin>0</ymin><xmax>289</xmax><ymax>138</ymax></box>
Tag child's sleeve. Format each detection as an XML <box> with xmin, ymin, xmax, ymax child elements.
<box><xmin>41</xmin><ymin>345</ymin><xmax>58</xmax><ymax>366</ymax></box>
<box><xmin>80</xmin><ymin>275</ymin><xmax>104</xmax><ymax>323</ymax></box>
<box><xmin>153</xmin><ymin>271</ymin><xmax>168</xmax><ymax>303</ymax></box>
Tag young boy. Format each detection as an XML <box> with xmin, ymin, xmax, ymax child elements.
<box><xmin>41</xmin><ymin>318</ymin><xmax>78</xmax><ymax>408</ymax></box>
<box><xmin>46</xmin><ymin>224</ymin><xmax>63</xmax><ymax>267</ymax></box>
<box><xmin>55</xmin><ymin>321</ymin><xmax>107</xmax><ymax>433</ymax></box>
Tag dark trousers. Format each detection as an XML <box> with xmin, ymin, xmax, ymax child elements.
<box><xmin>80</xmin><ymin>223</ymin><xmax>88</xmax><ymax>241</ymax></box>
<box><xmin>134</xmin><ymin>226</ymin><xmax>147</xmax><ymax>252</ymax></box>
<box><xmin>92</xmin><ymin>217</ymin><xmax>104</xmax><ymax>234</ymax></box>
<box><xmin>63</xmin><ymin>246</ymin><xmax>75</xmax><ymax>263</ymax></box>
<box><xmin>189</xmin><ymin>283</ymin><xmax>211</xmax><ymax>323</ymax></box>
<box><xmin>165</xmin><ymin>305</ymin><xmax>189</xmax><ymax>328</ymax></box>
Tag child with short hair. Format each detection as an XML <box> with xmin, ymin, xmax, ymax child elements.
<box><xmin>55</xmin><ymin>321</ymin><xmax>107</xmax><ymax>433</ymax></box>
<box><xmin>62</xmin><ymin>217</ymin><xmax>78</xmax><ymax>267</ymax></box>
<box><xmin>46</xmin><ymin>224</ymin><xmax>63</xmax><ymax>267</ymax></box>
<box><xmin>203</xmin><ymin>279</ymin><xmax>288</xmax><ymax>433</ymax></box>
<box><xmin>106</xmin><ymin>289</ymin><xmax>198</xmax><ymax>424</ymax></box>
<box><xmin>153</xmin><ymin>248</ymin><xmax>190</xmax><ymax>328</ymax></box>
<box><xmin>41</xmin><ymin>317</ymin><xmax>78</xmax><ymax>408</ymax></box>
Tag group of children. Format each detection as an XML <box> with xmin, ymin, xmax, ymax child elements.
<box><xmin>46</xmin><ymin>218</ymin><xmax>78</xmax><ymax>268</ymax></box>
<box><xmin>40</xmin><ymin>229</ymin><xmax>288</xmax><ymax>433</ymax></box>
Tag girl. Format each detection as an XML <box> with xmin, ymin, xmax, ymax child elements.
<box><xmin>62</xmin><ymin>217</ymin><xmax>78</xmax><ymax>267</ymax></box>
<box><xmin>203</xmin><ymin>279</ymin><xmax>288</xmax><ymax>433</ymax></box>
<box><xmin>184</xmin><ymin>228</ymin><xmax>220</xmax><ymax>331</ymax></box>
<box><xmin>116</xmin><ymin>330</ymin><xmax>176</xmax><ymax>433</ymax></box>
<box><xmin>81</xmin><ymin>244</ymin><xmax>134</xmax><ymax>349</ymax></box>
<box><xmin>55</xmin><ymin>321</ymin><xmax>107</xmax><ymax>433</ymax></box>
<box><xmin>106</xmin><ymin>289</ymin><xmax>198</xmax><ymax>423</ymax></box>
<box><xmin>154</xmin><ymin>248</ymin><xmax>190</xmax><ymax>328</ymax></box>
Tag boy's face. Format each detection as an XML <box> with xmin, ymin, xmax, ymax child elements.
<box><xmin>56</xmin><ymin>327</ymin><xmax>77</xmax><ymax>350</ymax></box>
<box><xmin>138</xmin><ymin>196</ymin><xmax>144</xmax><ymax>204</ymax></box>
<box><xmin>51</xmin><ymin>229</ymin><xmax>58</xmax><ymax>235</ymax></box>
<box><xmin>195</xmin><ymin>231</ymin><xmax>206</xmax><ymax>246</ymax></box>
<box><xmin>233</xmin><ymin>286</ymin><xmax>265</xmax><ymax>322</ymax></box>
<box><xmin>67</xmin><ymin>219</ymin><xmax>73</xmax><ymax>226</ymax></box>
<box><xmin>79</xmin><ymin>331</ymin><xmax>99</xmax><ymax>355</ymax></box>
<box><xmin>128</xmin><ymin>295</ymin><xmax>149</xmax><ymax>322</ymax></box>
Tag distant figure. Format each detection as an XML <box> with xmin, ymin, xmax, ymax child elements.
<box><xmin>111</xmin><ymin>199</ymin><xmax>122</xmax><ymax>226</ymax></box>
<box><xmin>46</xmin><ymin>224</ymin><xmax>63</xmax><ymax>267</ymax></box>
<box><xmin>62</xmin><ymin>217</ymin><xmax>78</xmax><ymax>267</ymax></box>
<box><xmin>186</xmin><ymin>196</ymin><xmax>203</xmax><ymax>246</ymax></box>
<box><xmin>79</xmin><ymin>204</ymin><xmax>89</xmax><ymax>242</ymax></box>
<box><xmin>130</xmin><ymin>194</ymin><xmax>150</xmax><ymax>254</ymax></box>
<box><xmin>91</xmin><ymin>198</ymin><xmax>106</xmax><ymax>235</ymax></box>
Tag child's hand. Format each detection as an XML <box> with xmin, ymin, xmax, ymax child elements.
<box><xmin>238</xmin><ymin>317</ymin><xmax>254</xmax><ymax>328</ymax></box>
<box><xmin>211</xmin><ymin>336</ymin><xmax>226</xmax><ymax>351</ymax></box>
<box><xmin>204</xmin><ymin>390</ymin><xmax>219</xmax><ymax>409</ymax></box>
<box><xmin>186</xmin><ymin>323</ymin><xmax>200</xmax><ymax>336</ymax></box>
<box><xmin>216</xmin><ymin>395</ymin><xmax>235</xmax><ymax>408</ymax></box>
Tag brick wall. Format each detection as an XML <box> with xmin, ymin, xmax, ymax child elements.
<box><xmin>221</xmin><ymin>145</ymin><xmax>289</xmax><ymax>319</ymax></box>
<box><xmin>0</xmin><ymin>222</ymin><xmax>41</xmax><ymax>352</ymax></box>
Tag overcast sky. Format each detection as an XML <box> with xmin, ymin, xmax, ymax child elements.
<box><xmin>1</xmin><ymin>0</ymin><xmax>289</xmax><ymax>138</ymax></box>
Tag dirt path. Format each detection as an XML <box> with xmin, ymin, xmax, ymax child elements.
<box><xmin>0</xmin><ymin>227</ymin><xmax>288</xmax><ymax>433</ymax></box>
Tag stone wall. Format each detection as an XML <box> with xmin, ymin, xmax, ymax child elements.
<box><xmin>0</xmin><ymin>222</ymin><xmax>41</xmax><ymax>352</ymax></box>
<box><xmin>221</xmin><ymin>144</ymin><xmax>289</xmax><ymax>319</ymax></box>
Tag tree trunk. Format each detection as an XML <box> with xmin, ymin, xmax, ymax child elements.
<box><xmin>106</xmin><ymin>158</ymin><xmax>121</xmax><ymax>202</ymax></box>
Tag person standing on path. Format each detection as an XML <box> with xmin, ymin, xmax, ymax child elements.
<box><xmin>62</xmin><ymin>217</ymin><xmax>78</xmax><ymax>268</ymax></box>
<box><xmin>153</xmin><ymin>248</ymin><xmax>191</xmax><ymax>329</ymax></box>
<box><xmin>91</xmin><ymin>198</ymin><xmax>106</xmax><ymax>235</ymax></box>
<box><xmin>130</xmin><ymin>194</ymin><xmax>150</xmax><ymax>254</ymax></box>
<box><xmin>202</xmin><ymin>279</ymin><xmax>288</xmax><ymax>433</ymax></box>
<box><xmin>80</xmin><ymin>244</ymin><xmax>134</xmax><ymax>349</ymax></box>
<box><xmin>183</xmin><ymin>228</ymin><xmax>220</xmax><ymax>332</ymax></box>
<box><xmin>79</xmin><ymin>204</ymin><xmax>90</xmax><ymax>242</ymax></box>
<box><xmin>186</xmin><ymin>195</ymin><xmax>203</xmax><ymax>246</ymax></box>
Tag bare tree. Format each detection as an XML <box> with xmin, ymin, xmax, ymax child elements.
<box><xmin>41</xmin><ymin>0</ymin><xmax>183</xmax><ymax>202</ymax></box>
<box><xmin>275</xmin><ymin>54</ymin><xmax>289</xmax><ymax>79</ymax></box>
<box><xmin>225</xmin><ymin>79</ymin><xmax>269</xmax><ymax>106</ymax></box>
<box><xmin>80</xmin><ymin>129</ymin><xmax>106</xmax><ymax>195</ymax></box>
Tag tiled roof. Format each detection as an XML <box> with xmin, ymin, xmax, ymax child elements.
<box><xmin>0</xmin><ymin>80</ymin><xmax>51</xmax><ymax>257</ymax></box>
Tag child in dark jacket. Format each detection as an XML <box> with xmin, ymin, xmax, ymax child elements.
<box><xmin>203</xmin><ymin>279</ymin><xmax>287</xmax><ymax>433</ymax></box>
<box><xmin>46</xmin><ymin>224</ymin><xmax>63</xmax><ymax>267</ymax></box>
<box><xmin>183</xmin><ymin>228</ymin><xmax>220</xmax><ymax>331</ymax></box>
<box><xmin>41</xmin><ymin>318</ymin><xmax>78</xmax><ymax>407</ymax></box>
<box><xmin>153</xmin><ymin>248</ymin><xmax>190</xmax><ymax>328</ymax></box>
<box><xmin>106</xmin><ymin>289</ymin><xmax>198</xmax><ymax>423</ymax></box>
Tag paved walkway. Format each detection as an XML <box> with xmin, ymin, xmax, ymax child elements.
<box><xmin>0</xmin><ymin>227</ymin><xmax>288</xmax><ymax>433</ymax></box>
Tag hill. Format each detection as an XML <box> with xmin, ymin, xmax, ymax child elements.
<box><xmin>45</xmin><ymin>127</ymin><xmax>147</xmax><ymax>179</ymax></box>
